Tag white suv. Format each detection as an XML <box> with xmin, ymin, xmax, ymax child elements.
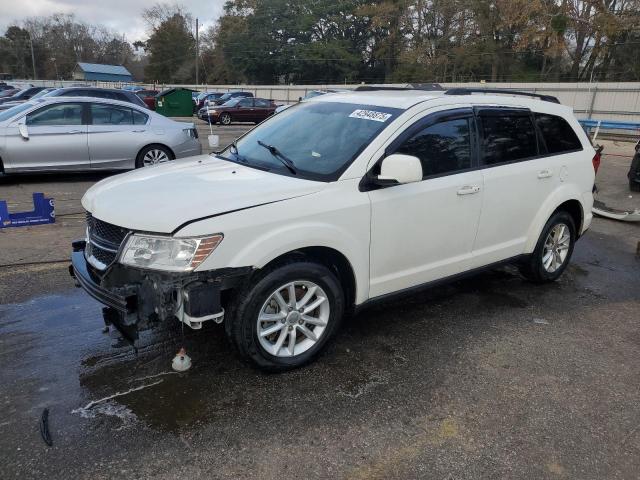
<box><xmin>71</xmin><ymin>88</ymin><xmax>596</xmax><ymax>371</ymax></box>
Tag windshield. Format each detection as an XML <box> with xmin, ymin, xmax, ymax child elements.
<box><xmin>0</xmin><ymin>102</ymin><xmax>34</xmax><ymax>122</ymax></box>
<box><xmin>221</xmin><ymin>98</ymin><xmax>241</xmax><ymax>107</ymax></box>
<box><xmin>31</xmin><ymin>89</ymin><xmax>54</xmax><ymax>99</ymax></box>
<box><xmin>219</xmin><ymin>101</ymin><xmax>402</xmax><ymax>182</ymax></box>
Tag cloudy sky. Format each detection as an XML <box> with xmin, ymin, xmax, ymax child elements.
<box><xmin>0</xmin><ymin>0</ymin><xmax>227</xmax><ymax>42</ymax></box>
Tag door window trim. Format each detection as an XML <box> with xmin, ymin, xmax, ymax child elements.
<box><xmin>87</xmin><ymin>102</ymin><xmax>149</xmax><ymax>126</ymax></box>
<box><xmin>474</xmin><ymin>106</ymin><xmax>542</xmax><ymax>168</ymax></box>
<box><xmin>24</xmin><ymin>101</ymin><xmax>89</xmax><ymax>126</ymax></box>
<box><xmin>532</xmin><ymin>112</ymin><xmax>584</xmax><ymax>159</ymax></box>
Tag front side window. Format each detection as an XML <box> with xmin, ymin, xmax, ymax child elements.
<box><xmin>238</xmin><ymin>98</ymin><xmax>253</xmax><ymax>108</ymax></box>
<box><xmin>255</xmin><ymin>99</ymin><xmax>271</xmax><ymax>107</ymax></box>
<box><xmin>90</xmin><ymin>104</ymin><xmax>133</xmax><ymax>125</ymax></box>
<box><xmin>480</xmin><ymin>111</ymin><xmax>537</xmax><ymax>165</ymax></box>
<box><xmin>535</xmin><ymin>113</ymin><xmax>582</xmax><ymax>154</ymax></box>
<box><xmin>221</xmin><ymin>101</ymin><xmax>401</xmax><ymax>181</ymax></box>
<box><xmin>396</xmin><ymin>118</ymin><xmax>472</xmax><ymax>177</ymax></box>
<box><xmin>26</xmin><ymin>103</ymin><xmax>83</xmax><ymax>126</ymax></box>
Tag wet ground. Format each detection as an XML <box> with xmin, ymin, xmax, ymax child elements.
<box><xmin>0</xmin><ymin>132</ymin><xmax>639</xmax><ymax>479</ymax></box>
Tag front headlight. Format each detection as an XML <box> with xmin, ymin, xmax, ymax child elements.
<box><xmin>119</xmin><ymin>234</ymin><xmax>223</xmax><ymax>272</ymax></box>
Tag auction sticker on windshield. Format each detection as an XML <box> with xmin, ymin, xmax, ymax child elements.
<box><xmin>349</xmin><ymin>109</ymin><xmax>392</xmax><ymax>122</ymax></box>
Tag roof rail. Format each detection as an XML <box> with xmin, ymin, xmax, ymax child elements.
<box><xmin>444</xmin><ymin>88</ymin><xmax>560</xmax><ymax>104</ymax></box>
<box><xmin>355</xmin><ymin>83</ymin><xmax>443</xmax><ymax>92</ymax></box>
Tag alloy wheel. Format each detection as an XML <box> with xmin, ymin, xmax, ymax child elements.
<box><xmin>142</xmin><ymin>149</ymin><xmax>170</xmax><ymax>166</ymax></box>
<box><xmin>542</xmin><ymin>223</ymin><xmax>571</xmax><ymax>273</ymax></box>
<box><xmin>257</xmin><ymin>281</ymin><xmax>330</xmax><ymax>357</ymax></box>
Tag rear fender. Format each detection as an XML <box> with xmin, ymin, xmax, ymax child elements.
<box><xmin>524</xmin><ymin>184</ymin><xmax>586</xmax><ymax>253</ymax></box>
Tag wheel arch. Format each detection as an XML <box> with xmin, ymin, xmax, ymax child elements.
<box><xmin>524</xmin><ymin>187</ymin><xmax>586</xmax><ymax>253</ymax></box>
<box><xmin>258</xmin><ymin>246</ymin><xmax>358</xmax><ymax>312</ymax></box>
<box><xmin>136</xmin><ymin>143</ymin><xmax>176</xmax><ymax>163</ymax></box>
<box><xmin>554</xmin><ymin>199</ymin><xmax>583</xmax><ymax>235</ymax></box>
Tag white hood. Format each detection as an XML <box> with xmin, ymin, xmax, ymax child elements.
<box><xmin>82</xmin><ymin>155</ymin><xmax>325</xmax><ymax>233</ymax></box>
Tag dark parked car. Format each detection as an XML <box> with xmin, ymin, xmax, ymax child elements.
<box><xmin>43</xmin><ymin>87</ymin><xmax>148</xmax><ymax>109</ymax></box>
<box><xmin>0</xmin><ymin>87</ymin><xmax>19</xmax><ymax>98</ymax></box>
<box><xmin>199</xmin><ymin>97</ymin><xmax>277</xmax><ymax>125</ymax></box>
<box><xmin>208</xmin><ymin>91</ymin><xmax>253</xmax><ymax>107</ymax></box>
<box><xmin>136</xmin><ymin>89</ymin><xmax>159</xmax><ymax>110</ymax></box>
<box><xmin>0</xmin><ymin>87</ymin><xmax>56</xmax><ymax>111</ymax></box>
<box><xmin>0</xmin><ymin>86</ymin><xmax>46</xmax><ymax>105</ymax></box>
<box><xmin>194</xmin><ymin>92</ymin><xmax>224</xmax><ymax>112</ymax></box>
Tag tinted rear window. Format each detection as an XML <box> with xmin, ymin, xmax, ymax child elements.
<box><xmin>535</xmin><ymin>113</ymin><xmax>582</xmax><ymax>154</ymax></box>
<box><xmin>480</xmin><ymin>111</ymin><xmax>537</xmax><ymax>165</ymax></box>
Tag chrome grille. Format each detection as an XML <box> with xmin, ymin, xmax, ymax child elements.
<box><xmin>85</xmin><ymin>212</ymin><xmax>129</xmax><ymax>269</ymax></box>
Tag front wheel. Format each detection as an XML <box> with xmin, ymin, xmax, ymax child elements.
<box><xmin>219</xmin><ymin>112</ymin><xmax>232</xmax><ymax>125</ymax></box>
<box><xmin>228</xmin><ymin>261</ymin><xmax>345</xmax><ymax>371</ymax></box>
<box><xmin>519</xmin><ymin>211</ymin><xmax>576</xmax><ymax>283</ymax></box>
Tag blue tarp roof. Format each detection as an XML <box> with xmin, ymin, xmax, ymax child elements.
<box><xmin>76</xmin><ymin>63</ymin><xmax>132</xmax><ymax>77</ymax></box>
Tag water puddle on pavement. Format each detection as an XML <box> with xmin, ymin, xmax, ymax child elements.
<box><xmin>0</xmin><ymin>257</ymin><xmax>613</xmax><ymax>441</ymax></box>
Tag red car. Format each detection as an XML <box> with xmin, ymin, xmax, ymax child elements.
<box><xmin>136</xmin><ymin>90</ymin><xmax>159</xmax><ymax>110</ymax></box>
<box><xmin>204</xmin><ymin>97</ymin><xmax>277</xmax><ymax>125</ymax></box>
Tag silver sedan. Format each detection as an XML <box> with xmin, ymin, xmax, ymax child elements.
<box><xmin>0</xmin><ymin>97</ymin><xmax>201</xmax><ymax>173</ymax></box>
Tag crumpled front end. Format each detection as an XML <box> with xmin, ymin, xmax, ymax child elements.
<box><xmin>69</xmin><ymin>214</ymin><xmax>250</xmax><ymax>343</ymax></box>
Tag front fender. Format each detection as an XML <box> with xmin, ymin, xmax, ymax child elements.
<box><xmin>178</xmin><ymin>179</ymin><xmax>371</xmax><ymax>303</ymax></box>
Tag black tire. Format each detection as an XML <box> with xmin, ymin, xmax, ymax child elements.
<box><xmin>219</xmin><ymin>112</ymin><xmax>232</xmax><ymax>125</ymax></box>
<box><xmin>135</xmin><ymin>144</ymin><xmax>174</xmax><ymax>168</ymax></box>
<box><xmin>227</xmin><ymin>260</ymin><xmax>345</xmax><ymax>372</ymax></box>
<box><xmin>630</xmin><ymin>180</ymin><xmax>640</xmax><ymax>192</ymax></box>
<box><xmin>519</xmin><ymin>210</ymin><xmax>576</xmax><ymax>283</ymax></box>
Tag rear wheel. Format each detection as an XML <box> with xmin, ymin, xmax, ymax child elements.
<box><xmin>520</xmin><ymin>211</ymin><xmax>576</xmax><ymax>283</ymax></box>
<box><xmin>135</xmin><ymin>145</ymin><xmax>173</xmax><ymax>168</ymax></box>
<box><xmin>228</xmin><ymin>261</ymin><xmax>344</xmax><ymax>371</ymax></box>
<box><xmin>220</xmin><ymin>113</ymin><xmax>232</xmax><ymax>125</ymax></box>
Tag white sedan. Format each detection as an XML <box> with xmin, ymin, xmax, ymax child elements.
<box><xmin>0</xmin><ymin>96</ymin><xmax>201</xmax><ymax>173</ymax></box>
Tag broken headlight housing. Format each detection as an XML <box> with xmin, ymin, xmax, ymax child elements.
<box><xmin>119</xmin><ymin>234</ymin><xmax>223</xmax><ymax>272</ymax></box>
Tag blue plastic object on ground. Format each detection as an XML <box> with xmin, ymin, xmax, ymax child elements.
<box><xmin>0</xmin><ymin>193</ymin><xmax>55</xmax><ymax>228</ymax></box>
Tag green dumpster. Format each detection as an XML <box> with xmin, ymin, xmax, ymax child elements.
<box><xmin>155</xmin><ymin>88</ymin><xmax>197</xmax><ymax>117</ymax></box>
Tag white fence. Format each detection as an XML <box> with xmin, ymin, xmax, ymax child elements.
<box><xmin>12</xmin><ymin>79</ymin><xmax>640</xmax><ymax>123</ymax></box>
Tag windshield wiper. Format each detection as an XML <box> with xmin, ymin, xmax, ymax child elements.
<box><xmin>257</xmin><ymin>140</ymin><xmax>297</xmax><ymax>175</ymax></box>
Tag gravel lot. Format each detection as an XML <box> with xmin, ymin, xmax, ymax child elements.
<box><xmin>0</xmin><ymin>125</ymin><xmax>638</xmax><ymax>479</ymax></box>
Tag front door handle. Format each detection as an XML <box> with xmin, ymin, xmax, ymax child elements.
<box><xmin>67</xmin><ymin>129</ymin><xmax>83</xmax><ymax>134</ymax></box>
<box><xmin>132</xmin><ymin>129</ymin><xmax>146</xmax><ymax>133</ymax></box>
<box><xmin>457</xmin><ymin>185</ymin><xmax>481</xmax><ymax>195</ymax></box>
<box><xmin>537</xmin><ymin>169</ymin><xmax>553</xmax><ymax>179</ymax></box>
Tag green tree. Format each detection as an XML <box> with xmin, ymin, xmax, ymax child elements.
<box><xmin>143</xmin><ymin>10</ymin><xmax>196</xmax><ymax>83</ymax></box>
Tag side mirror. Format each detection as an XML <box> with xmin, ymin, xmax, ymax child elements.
<box><xmin>378</xmin><ymin>154</ymin><xmax>422</xmax><ymax>184</ymax></box>
<box><xmin>18</xmin><ymin>120</ymin><xmax>29</xmax><ymax>140</ymax></box>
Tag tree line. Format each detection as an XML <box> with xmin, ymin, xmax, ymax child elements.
<box><xmin>1</xmin><ymin>1</ymin><xmax>639</xmax><ymax>84</ymax></box>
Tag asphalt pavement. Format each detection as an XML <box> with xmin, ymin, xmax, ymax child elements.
<box><xmin>0</xmin><ymin>127</ymin><xmax>638</xmax><ymax>479</ymax></box>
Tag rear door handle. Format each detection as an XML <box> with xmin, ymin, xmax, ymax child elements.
<box><xmin>457</xmin><ymin>185</ymin><xmax>481</xmax><ymax>195</ymax></box>
<box><xmin>538</xmin><ymin>169</ymin><xmax>553</xmax><ymax>179</ymax></box>
<box><xmin>67</xmin><ymin>129</ymin><xmax>83</xmax><ymax>134</ymax></box>
<box><xmin>132</xmin><ymin>129</ymin><xmax>146</xmax><ymax>133</ymax></box>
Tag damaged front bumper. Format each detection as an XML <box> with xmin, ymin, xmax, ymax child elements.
<box><xmin>69</xmin><ymin>239</ymin><xmax>250</xmax><ymax>342</ymax></box>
